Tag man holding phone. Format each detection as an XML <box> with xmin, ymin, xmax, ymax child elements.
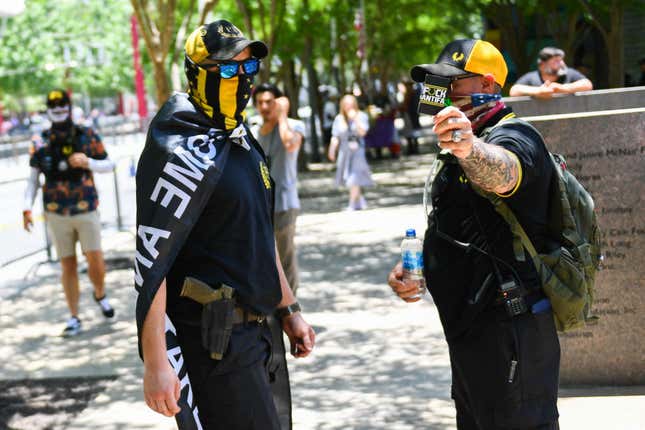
<box><xmin>388</xmin><ymin>39</ymin><xmax>561</xmax><ymax>429</ymax></box>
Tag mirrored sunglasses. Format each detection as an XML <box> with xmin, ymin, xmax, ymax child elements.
<box><xmin>202</xmin><ymin>58</ymin><xmax>261</xmax><ymax>79</ymax></box>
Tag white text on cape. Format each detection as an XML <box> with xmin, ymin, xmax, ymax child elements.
<box><xmin>134</xmin><ymin>134</ymin><xmax>217</xmax><ymax>287</ymax></box>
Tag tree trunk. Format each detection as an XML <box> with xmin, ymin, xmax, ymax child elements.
<box><xmin>130</xmin><ymin>0</ymin><xmax>178</xmax><ymax>106</ymax></box>
<box><xmin>487</xmin><ymin>3</ymin><xmax>533</xmax><ymax>79</ymax></box>
<box><xmin>578</xmin><ymin>0</ymin><xmax>625</xmax><ymax>88</ymax></box>
<box><xmin>606</xmin><ymin>4</ymin><xmax>624</xmax><ymax>88</ymax></box>
<box><xmin>300</xmin><ymin>0</ymin><xmax>320</xmax><ymax>165</ymax></box>
<box><xmin>305</xmin><ymin>64</ymin><xmax>321</xmax><ymax>163</ymax></box>
<box><xmin>339</xmin><ymin>38</ymin><xmax>347</xmax><ymax>93</ymax></box>
<box><xmin>152</xmin><ymin>60</ymin><xmax>171</xmax><ymax>106</ymax></box>
<box><xmin>281</xmin><ymin>59</ymin><xmax>299</xmax><ymax>114</ymax></box>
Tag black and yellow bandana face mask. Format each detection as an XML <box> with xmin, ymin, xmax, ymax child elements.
<box><xmin>184</xmin><ymin>55</ymin><xmax>253</xmax><ymax>131</ymax></box>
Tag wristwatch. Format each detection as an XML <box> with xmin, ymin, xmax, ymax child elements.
<box><xmin>275</xmin><ymin>302</ymin><xmax>301</xmax><ymax>320</ymax></box>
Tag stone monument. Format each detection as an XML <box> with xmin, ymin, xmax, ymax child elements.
<box><xmin>524</xmin><ymin>107</ymin><xmax>645</xmax><ymax>385</ymax></box>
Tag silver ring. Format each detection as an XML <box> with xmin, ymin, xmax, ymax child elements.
<box><xmin>451</xmin><ymin>130</ymin><xmax>463</xmax><ymax>142</ymax></box>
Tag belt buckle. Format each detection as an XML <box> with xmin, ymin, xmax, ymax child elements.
<box><xmin>256</xmin><ymin>314</ymin><xmax>265</xmax><ymax>324</ymax></box>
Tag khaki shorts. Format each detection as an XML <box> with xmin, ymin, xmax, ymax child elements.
<box><xmin>45</xmin><ymin>210</ymin><xmax>102</xmax><ymax>258</ymax></box>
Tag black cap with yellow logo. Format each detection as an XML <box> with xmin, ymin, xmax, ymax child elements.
<box><xmin>411</xmin><ymin>39</ymin><xmax>508</xmax><ymax>87</ymax></box>
<box><xmin>46</xmin><ymin>89</ymin><xmax>71</xmax><ymax>108</ymax></box>
<box><xmin>185</xmin><ymin>19</ymin><xmax>268</xmax><ymax>65</ymax></box>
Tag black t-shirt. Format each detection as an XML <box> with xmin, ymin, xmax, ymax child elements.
<box><xmin>515</xmin><ymin>68</ymin><xmax>587</xmax><ymax>86</ymax></box>
<box><xmin>166</xmin><ymin>137</ymin><xmax>281</xmax><ymax>324</ymax></box>
<box><xmin>423</xmin><ymin>108</ymin><xmax>554</xmax><ymax>339</ymax></box>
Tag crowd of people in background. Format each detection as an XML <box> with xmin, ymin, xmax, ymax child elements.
<box><xmin>4</xmin><ymin>5</ymin><xmax>641</xmax><ymax>422</ymax></box>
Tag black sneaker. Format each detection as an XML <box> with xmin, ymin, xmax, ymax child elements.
<box><xmin>94</xmin><ymin>294</ymin><xmax>115</xmax><ymax>318</ymax></box>
<box><xmin>61</xmin><ymin>316</ymin><xmax>82</xmax><ymax>337</ymax></box>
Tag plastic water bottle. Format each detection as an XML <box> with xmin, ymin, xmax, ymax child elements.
<box><xmin>401</xmin><ymin>228</ymin><xmax>426</xmax><ymax>298</ymax></box>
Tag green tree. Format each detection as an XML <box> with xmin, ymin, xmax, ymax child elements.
<box><xmin>0</xmin><ymin>0</ymin><xmax>134</xmax><ymax>102</ymax></box>
<box><xmin>131</xmin><ymin>0</ymin><xmax>220</xmax><ymax>105</ymax></box>
<box><xmin>476</xmin><ymin>0</ymin><xmax>636</xmax><ymax>88</ymax></box>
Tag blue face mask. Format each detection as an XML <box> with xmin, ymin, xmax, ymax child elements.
<box><xmin>469</xmin><ymin>93</ymin><xmax>502</xmax><ymax>107</ymax></box>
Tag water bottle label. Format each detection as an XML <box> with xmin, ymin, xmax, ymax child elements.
<box><xmin>402</xmin><ymin>250</ymin><xmax>423</xmax><ymax>274</ymax></box>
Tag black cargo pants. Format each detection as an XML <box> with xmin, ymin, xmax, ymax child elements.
<box><xmin>176</xmin><ymin>321</ymin><xmax>281</xmax><ymax>430</ymax></box>
<box><xmin>448</xmin><ymin>307</ymin><xmax>561</xmax><ymax>429</ymax></box>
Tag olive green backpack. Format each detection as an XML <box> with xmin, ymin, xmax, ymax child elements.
<box><xmin>480</xmin><ymin>118</ymin><xmax>602</xmax><ymax>331</ymax></box>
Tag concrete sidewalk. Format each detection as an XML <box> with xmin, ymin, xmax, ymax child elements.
<box><xmin>1</xmin><ymin>150</ymin><xmax>643</xmax><ymax>429</ymax></box>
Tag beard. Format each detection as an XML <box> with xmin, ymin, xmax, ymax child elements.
<box><xmin>544</xmin><ymin>64</ymin><xmax>568</xmax><ymax>77</ymax></box>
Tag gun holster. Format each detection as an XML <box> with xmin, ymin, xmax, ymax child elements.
<box><xmin>180</xmin><ymin>277</ymin><xmax>235</xmax><ymax>360</ymax></box>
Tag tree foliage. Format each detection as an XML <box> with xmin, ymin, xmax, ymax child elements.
<box><xmin>1</xmin><ymin>0</ymin><xmax>634</xmax><ymax>113</ymax></box>
<box><xmin>0</xmin><ymin>0</ymin><xmax>133</xmax><ymax>101</ymax></box>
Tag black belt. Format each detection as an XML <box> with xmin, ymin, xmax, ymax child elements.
<box><xmin>232</xmin><ymin>307</ymin><xmax>266</xmax><ymax>324</ymax></box>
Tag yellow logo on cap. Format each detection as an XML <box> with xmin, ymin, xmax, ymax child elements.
<box><xmin>260</xmin><ymin>161</ymin><xmax>271</xmax><ymax>189</ymax></box>
<box><xmin>218</xmin><ymin>24</ymin><xmax>242</xmax><ymax>38</ymax></box>
<box><xmin>452</xmin><ymin>52</ymin><xmax>464</xmax><ymax>62</ymax></box>
<box><xmin>48</xmin><ymin>90</ymin><xmax>64</xmax><ymax>101</ymax></box>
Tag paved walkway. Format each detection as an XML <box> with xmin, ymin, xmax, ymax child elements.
<box><xmin>1</xmin><ymin>148</ymin><xmax>643</xmax><ymax>429</ymax></box>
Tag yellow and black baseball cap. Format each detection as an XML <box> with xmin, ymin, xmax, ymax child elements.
<box><xmin>411</xmin><ymin>39</ymin><xmax>508</xmax><ymax>87</ymax></box>
<box><xmin>46</xmin><ymin>89</ymin><xmax>71</xmax><ymax>107</ymax></box>
<box><xmin>185</xmin><ymin>19</ymin><xmax>268</xmax><ymax>65</ymax></box>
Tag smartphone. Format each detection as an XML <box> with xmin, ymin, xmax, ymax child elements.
<box><xmin>418</xmin><ymin>74</ymin><xmax>451</xmax><ymax>116</ymax></box>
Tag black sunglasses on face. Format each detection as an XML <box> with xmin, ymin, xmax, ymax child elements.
<box><xmin>47</xmin><ymin>101</ymin><xmax>69</xmax><ymax>108</ymax></box>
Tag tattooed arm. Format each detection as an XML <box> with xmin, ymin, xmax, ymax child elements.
<box><xmin>458</xmin><ymin>138</ymin><xmax>520</xmax><ymax>194</ymax></box>
<box><xmin>433</xmin><ymin>106</ymin><xmax>520</xmax><ymax>195</ymax></box>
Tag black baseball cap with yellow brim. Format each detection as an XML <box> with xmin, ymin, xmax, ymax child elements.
<box><xmin>185</xmin><ymin>19</ymin><xmax>268</xmax><ymax>65</ymax></box>
<box><xmin>411</xmin><ymin>39</ymin><xmax>508</xmax><ymax>87</ymax></box>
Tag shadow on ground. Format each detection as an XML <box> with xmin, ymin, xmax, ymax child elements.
<box><xmin>0</xmin><ymin>376</ymin><xmax>116</xmax><ymax>430</ymax></box>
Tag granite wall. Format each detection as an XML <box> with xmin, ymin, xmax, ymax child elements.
<box><xmin>525</xmin><ymin>109</ymin><xmax>645</xmax><ymax>385</ymax></box>
<box><xmin>505</xmin><ymin>86</ymin><xmax>645</xmax><ymax>117</ymax></box>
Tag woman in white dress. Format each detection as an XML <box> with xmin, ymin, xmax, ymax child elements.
<box><xmin>327</xmin><ymin>94</ymin><xmax>374</xmax><ymax>210</ymax></box>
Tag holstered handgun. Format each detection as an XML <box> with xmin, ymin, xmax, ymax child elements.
<box><xmin>180</xmin><ymin>277</ymin><xmax>235</xmax><ymax>360</ymax></box>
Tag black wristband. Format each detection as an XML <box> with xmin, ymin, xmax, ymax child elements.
<box><xmin>275</xmin><ymin>302</ymin><xmax>301</xmax><ymax>320</ymax></box>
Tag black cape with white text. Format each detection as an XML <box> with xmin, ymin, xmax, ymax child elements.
<box><xmin>134</xmin><ymin>92</ymin><xmax>292</xmax><ymax>430</ymax></box>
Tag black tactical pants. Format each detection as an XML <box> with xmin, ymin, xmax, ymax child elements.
<box><xmin>448</xmin><ymin>308</ymin><xmax>561</xmax><ymax>429</ymax></box>
<box><xmin>176</xmin><ymin>321</ymin><xmax>281</xmax><ymax>430</ymax></box>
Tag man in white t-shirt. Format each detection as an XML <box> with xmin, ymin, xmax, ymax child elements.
<box><xmin>252</xmin><ymin>83</ymin><xmax>305</xmax><ymax>295</ymax></box>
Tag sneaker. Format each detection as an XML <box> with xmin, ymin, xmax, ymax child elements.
<box><xmin>61</xmin><ymin>317</ymin><xmax>82</xmax><ymax>337</ymax></box>
<box><xmin>94</xmin><ymin>294</ymin><xmax>115</xmax><ymax>318</ymax></box>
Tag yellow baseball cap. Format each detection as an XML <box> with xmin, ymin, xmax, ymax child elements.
<box><xmin>411</xmin><ymin>39</ymin><xmax>508</xmax><ymax>87</ymax></box>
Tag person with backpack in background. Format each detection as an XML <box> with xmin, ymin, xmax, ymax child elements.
<box><xmin>388</xmin><ymin>39</ymin><xmax>564</xmax><ymax>429</ymax></box>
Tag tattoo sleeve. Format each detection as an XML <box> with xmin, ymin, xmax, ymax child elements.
<box><xmin>458</xmin><ymin>138</ymin><xmax>520</xmax><ymax>194</ymax></box>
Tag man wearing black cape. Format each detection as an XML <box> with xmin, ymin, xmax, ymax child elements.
<box><xmin>134</xmin><ymin>20</ymin><xmax>315</xmax><ymax>430</ymax></box>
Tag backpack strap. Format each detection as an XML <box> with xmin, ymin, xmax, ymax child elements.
<box><xmin>423</xmin><ymin>149</ymin><xmax>453</xmax><ymax>217</ymax></box>
<box><xmin>475</xmin><ymin>116</ymin><xmax>542</xmax><ymax>264</ymax></box>
<box><xmin>477</xmin><ymin>190</ymin><xmax>538</xmax><ymax>264</ymax></box>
